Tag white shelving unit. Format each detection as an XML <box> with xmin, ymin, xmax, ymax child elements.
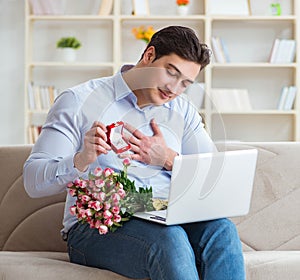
<box><xmin>24</xmin><ymin>0</ymin><xmax>300</xmax><ymax>143</ymax></box>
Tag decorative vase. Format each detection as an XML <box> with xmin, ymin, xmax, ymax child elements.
<box><xmin>177</xmin><ymin>5</ymin><xmax>189</xmax><ymax>16</ymax></box>
<box><xmin>62</xmin><ymin>48</ymin><xmax>77</xmax><ymax>62</ymax></box>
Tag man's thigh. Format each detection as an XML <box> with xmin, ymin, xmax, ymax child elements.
<box><xmin>67</xmin><ymin>218</ymin><xmax>190</xmax><ymax>278</ymax></box>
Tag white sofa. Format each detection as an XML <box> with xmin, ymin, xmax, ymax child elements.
<box><xmin>0</xmin><ymin>142</ymin><xmax>299</xmax><ymax>279</ymax></box>
<box><xmin>217</xmin><ymin>142</ymin><xmax>300</xmax><ymax>279</ymax></box>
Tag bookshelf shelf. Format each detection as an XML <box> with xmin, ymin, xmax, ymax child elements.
<box><xmin>212</xmin><ymin>110</ymin><xmax>297</xmax><ymax>115</ymax></box>
<box><xmin>120</xmin><ymin>15</ymin><xmax>206</xmax><ymax>21</ymax></box>
<box><xmin>211</xmin><ymin>15</ymin><xmax>296</xmax><ymax>21</ymax></box>
<box><xmin>30</xmin><ymin>62</ymin><xmax>114</xmax><ymax>68</ymax></box>
<box><xmin>211</xmin><ymin>63</ymin><xmax>297</xmax><ymax>68</ymax></box>
<box><xmin>28</xmin><ymin>109</ymin><xmax>49</xmax><ymax>114</ymax></box>
<box><xmin>29</xmin><ymin>15</ymin><xmax>115</xmax><ymax>21</ymax></box>
<box><xmin>24</xmin><ymin>0</ymin><xmax>300</xmax><ymax>143</ymax></box>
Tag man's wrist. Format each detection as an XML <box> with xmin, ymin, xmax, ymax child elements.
<box><xmin>73</xmin><ymin>152</ymin><xmax>89</xmax><ymax>173</ymax></box>
<box><xmin>163</xmin><ymin>148</ymin><xmax>178</xmax><ymax>171</ymax></box>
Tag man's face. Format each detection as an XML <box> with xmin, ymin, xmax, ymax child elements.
<box><xmin>134</xmin><ymin>49</ymin><xmax>201</xmax><ymax>107</ymax></box>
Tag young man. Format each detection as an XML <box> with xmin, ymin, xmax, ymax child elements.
<box><xmin>24</xmin><ymin>26</ymin><xmax>245</xmax><ymax>279</ymax></box>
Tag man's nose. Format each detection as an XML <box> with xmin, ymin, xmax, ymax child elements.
<box><xmin>166</xmin><ymin>80</ymin><xmax>182</xmax><ymax>96</ymax></box>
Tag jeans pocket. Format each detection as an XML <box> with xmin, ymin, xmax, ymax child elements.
<box><xmin>68</xmin><ymin>245</ymin><xmax>87</xmax><ymax>266</ymax></box>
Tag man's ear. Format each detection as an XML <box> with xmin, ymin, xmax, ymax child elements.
<box><xmin>142</xmin><ymin>46</ymin><xmax>156</xmax><ymax>64</ymax></box>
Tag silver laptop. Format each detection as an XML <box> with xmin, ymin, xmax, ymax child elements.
<box><xmin>134</xmin><ymin>149</ymin><xmax>258</xmax><ymax>225</ymax></box>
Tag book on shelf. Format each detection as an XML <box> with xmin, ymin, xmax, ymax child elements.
<box><xmin>29</xmin><ymin>112</ymin><xmax>47</xmax><ymax>143</ymax></box>
<box><xmin>98</xmin><ymin>0</ymin><xmax>113</xmax><ymax>15</ymax></box>
<box><xmin>269</xmin><ymin>39</ymin><xmax>296</xmax><ymax>63</ymax></box>
<box><xmin>277</xmin><ymin>86</ymin><xmax>297</xmax><ymax>110</ymax></box>
<box><xmin>29</xmin><ymin>125</ymin><xmax>42</xmax><ymax>144</ymax></box>
<box><xmin>132</xmin><ymin>0</ymin><xmax>150</xmax><ymax>16</ymax></box>
<box><xmin>29</xmin><ymin>0</ymin><xmax>65</xmax><ymax>15</ymax></box>
<box><xmin>28</xmin><ymin>82</ymin><xmax>59</xmax><ymax>111</ymax></box>
<box><xmin>211</xmin><ymin>37</ymin><xmax>230</xmax><ymax>63</ymax></box>
<box><xmin>27</xmin><ymin>82</ymin><xmax>35</xmax><ymax>110</ymax></box>
<box><xmin>184</xmin><ymin>82</ymin><xmax>205</xmax><ymax>109</ymax></box>
<box><xmin>211</xmin><ymin>88</ymin><xmax>252</xmax><ymax>112</ymax></box>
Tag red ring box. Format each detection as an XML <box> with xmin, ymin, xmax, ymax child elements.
<box><xmin>106</xmin><ymin>121</ymin><xmax>131</xmax><ymax>154</ymax></box>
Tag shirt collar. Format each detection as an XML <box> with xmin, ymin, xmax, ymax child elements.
<box><xmin>113</xmin><ymin>65</ymin><xmax>135</xmax><ymax>101</ymax></box>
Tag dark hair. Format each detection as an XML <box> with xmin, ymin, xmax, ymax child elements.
<box><xmin>142</xmin><ymin>26</ymin><xmax>211</xmax><ymax>70</ymax></box>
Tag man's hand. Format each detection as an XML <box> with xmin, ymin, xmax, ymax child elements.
<box><xmin>121</xmin><ymin>119</ymin><xmax>177</xmax><ymax>171</ymax></box>
<box><xmin>74</xmin><ymin>121</ymin><xmax>111</xmax><ymax>172</ymax></box>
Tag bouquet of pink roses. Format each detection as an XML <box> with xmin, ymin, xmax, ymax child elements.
<box><xmin>67</xmin><ymin>159</ymin><xmax>154</xmax><ymax>235</ymax></box>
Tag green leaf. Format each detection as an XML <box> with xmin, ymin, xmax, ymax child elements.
<box><xmin>56</xmin><ymin>37</ymin><xmax>81</xmax><ymax>49</ymax></box>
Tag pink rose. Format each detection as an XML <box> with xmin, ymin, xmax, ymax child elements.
<box><xmin>123</xmin><ymin>158</ymin><xmax>131</xmax><ymax>167</ymax></box>
<box><xmin>98</xmin><ymin>225</ymin><xmax>108</xmax><ymax>235</ymax></box>
<box><xmin>89</xmin><ymin>180</ymin><xmax>95</xmax><ymax>187</ymax></box>
<box><xmin>69</xmin><ymin>206</ymin><xmax>77</xmax><ymax>215</ymax></box>
<box><xmin>86</xmin><ymin>208</ymin><xmax>93</xmax><ymax>217</ymax></box>
<box><xmin>81</xmin><ymin>195</ymin><xmax>91</xmax><ymax>203</ymax></box>
<box><xmin>111</xmin><ymin>206</ymin><xmax>120</xmax><ymax>214</ymax></box>
<box><xmin>88</xmin><ymin>200</ymin><xmax>102</xmax><ymax>211</ymax></box>
<box><xmin>97</xmin><ymin>192</ymin><xmax>106</xmax><ymax>202</ymax></box>
<box><xmin>113</xmin><ymin>214</ymin><xmax>122</xmax><ymax>223</ymax></box>
<box><xmin>75</xmin><ymin>179</ymin><xmax>87</xmax><ymax>188</ymax></box>
<box><xmin>103</xmin><ymin>210</ymin><xmax>113</xmax><ymax>219</ymax></box>
<box><xmin>91</xmin><ymin>192</ymin><xmax>98</xmax><ymax>200</ymax></box>
<box><xmin>74</xmin><ymin>178</ymin><xmax>82</xmax><ymax>186</ymax></box>
<box><xmin>94</xmin><ymin>220</ymin><xmax>102</xmax><ymax>229</ymax></box>
<box><xmin>89</xmin><ymin>220</ymin><xmax>96</xmax><ymax>229</ymax></box>
<box><xmin>117</xmin><ymin>188</ymin><xmax>126</xmax><ymax>199</ymax></box>
<box><xmin>112</xmin><ymin>193</ymin><xmax>120</xmax><ymax>203</ymax></box>
<box><xmin>93</xmin><ymin>167</ymin><xmax>102</xmax><ymax>176</ymax></box>
<box><xmin>76</xmin><ymin>201</ymin><xmax>83</xmax><ymax>208</ymax></box>
<box><xmin>78</xmin><ymin>208</ymin><xmax>87</xmax><ymax>219</ymax></box>
<box><xmin>95</xmin><ymin>179</ymin><xmax>105</xmax><ymax>188</ymax></box>
<box><xmin>104</xmin><ymin>202</ymin><xmax>111</xmax><ymax>210</ymax></box>
<box><xmin>105</xmin><ymin>178</ymin><xmax>114</xmax><ymax>187</ymax></box>
<box><xmin>69</xmin><ymin>189</ymin><xmax>76</xmax><ymax>197</ymax></box>
<box><xmin>82</xmin><ymin>180</ymin><xmax>88</xmax><ymax>188</ymax></box>
<box><xmin>104</xmin><ymin>168</ymin><xmax>114</xmax><ymax>177</ymax></box>
<box><xmin>104</xmin><ymin>218</ymin><xmax>114</xmax><ymax>227</ymax></box>
<box><xmin>86</xmin><ymin>216</ymin><xmax>92</xmax><ymax>223</ymax></box>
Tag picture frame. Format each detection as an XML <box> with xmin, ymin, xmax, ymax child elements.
<box><xmin>132</xmin><ymin>0</ymin><xmax>150</xmax><ymax>16</ymax></box>
<box><xmin>208</xmin><ymin>0</ymin><xmax>250</xmax><ymax>16</ymax></box>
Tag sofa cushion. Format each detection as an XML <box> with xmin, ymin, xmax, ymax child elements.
<box><xmin>244</xmin><ymin>251</ymin><xmax>300</xmax><ymax>280</ymax></box>
<box><xmin>0</xmin><ymin>251</ymin><xmax>131</xmax><ymax>280</ymax></box>
<box><xmin>0</xmin><ymin>145</ymin><xmax>67</xmax><ymax>252</ymax></box>
<box><xmin>1</xmin><ymin>251</ymin><xmax>300</xmax><ymax>280</ymax></box>
<box><xmin>217</xmin><ymin>142</ymin><xmax>300</xmax><ymax>251</ymax></box>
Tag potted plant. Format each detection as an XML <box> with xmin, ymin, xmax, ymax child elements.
<box><xmin>176</xmin><ymin>0</ymin><xmax>189</xmax><ymax>16</ymax></box>
<box><xmin>56</xmin><ymin>36</ymin><xmax>81</xmax><ymax>62</ymax></box>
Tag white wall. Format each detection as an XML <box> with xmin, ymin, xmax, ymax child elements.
<box><xmin>0</xmin><ymin>0</ymin><xmax>25</xmax><ymax>145</ymax></box>
<box><xmin>0</xmin><ymin>0</ymin><xmax>199</xmax><ymax>146</ymax></box>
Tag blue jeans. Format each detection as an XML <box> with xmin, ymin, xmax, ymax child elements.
<box><xmin>67</xmin><ymin>218</ymin><xmax>245</xmax><ymax>280</ymax></box>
